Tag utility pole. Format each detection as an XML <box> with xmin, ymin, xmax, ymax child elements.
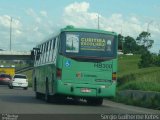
<box><xmin>10</xmin><ymin>17</ymin><xmax>12</xmax><ymax>51</ymax></box>
<box><xmin>97</xmin><ymin>14</ymin><xmax>99</xmax><ymax>29</ymax></box>
<box><xmin>120</xmin><ymin>25</ymin><xmax>124</xmax><ymax>53</ymax></box>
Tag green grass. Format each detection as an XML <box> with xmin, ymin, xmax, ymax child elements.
<box><xmin>119</xmin><ymin>78</ymin><xmax>160</xmax><ymax>92</ymax></box>
<box><xmin>118</xmin><ymin>55</ymin><xmax>140</xmax><ymax>77</ymax></box>
<box><xmin>113</xmin><ymin>93</ymin><xmax>160</xmax><ymax>110</ymax></box>
<box><xmin>118</xmin><ymin>55</ymin><xmax>160</xmax><ymax>92</ymax></box>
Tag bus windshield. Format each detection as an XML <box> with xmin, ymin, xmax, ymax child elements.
<box><xmin>60</xmin><ymin>31</ymin><xmax>117</xmax><ymax>60</ymax></box>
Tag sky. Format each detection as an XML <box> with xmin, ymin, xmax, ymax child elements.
<box><xmin>0</xmin><ymin>0</ymin><xmax>160</xmax><ymax>53</ymax></box>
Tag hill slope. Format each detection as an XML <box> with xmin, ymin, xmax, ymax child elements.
<box><xmin>118</xmin><ymin>55</ymin><xmax>160</xmax><ymax>92</ymax></box>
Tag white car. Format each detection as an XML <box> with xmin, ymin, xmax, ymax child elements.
<box><xmin>9</xmin><ymin>74</ymin><xmax>28</xmax><ymax>90</ymax></box>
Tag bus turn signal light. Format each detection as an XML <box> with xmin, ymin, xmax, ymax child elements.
<box><xmin>76</xmin><ymin>72</ymin><xmax>81</xmax><ymax>78</ymax></box>
<box><xmin>112</xmin><ymin>72</ymin><xmax>117</xmax><ymax>81</ymax></box>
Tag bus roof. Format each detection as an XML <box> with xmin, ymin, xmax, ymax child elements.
<box><xmin>36</xmin><ymin>25</ymin><xmax>117</xmax><ymax>46</ymax></box>
<box><xmin>61</xmin><ymin>25</ymin><xmax>117</xmax><ymax>36</ymax></box>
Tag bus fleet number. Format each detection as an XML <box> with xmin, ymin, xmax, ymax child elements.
<box><xmin>94</xmin><ymin>63</ymin><xmax>112</xmax><ymax>69</ymax></box>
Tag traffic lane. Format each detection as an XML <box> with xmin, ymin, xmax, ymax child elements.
<box><xmin>0</xmin><ymin>85</ymin><xmax>33</xmax><ymax>96</ymax></box>
<box><xmin>0</xmin><ymin>85</ymin><xmax>159</xmax><ymax>114</ymax></box>
<box><xmin>0</xmin><ymin>95</ymin><xmax>134</xmax><ymax>114</ymax></box>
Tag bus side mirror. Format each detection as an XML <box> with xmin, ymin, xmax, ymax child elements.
<box><xmin>31</xmin><ymin>50</ymin><xmax>35</xmax><ymax>60</ymax></box>
<box><xmin>31</xmin><ymin>48</ymin><xmax>41</xmax><ymax>60</ymax></box>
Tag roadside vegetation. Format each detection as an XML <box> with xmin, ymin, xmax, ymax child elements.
<box><xmin>114</xmin><ymin>91</ymin><xmax>160</xmax><ymax>110</ymax></box>
<box><xmin>118</xmin><ymin>55</ymin><xmax>160</xmax><ymax>92</ymax></box>
<box><xmin>115</xmin><ymin>31</ymin><xmax>160</xmax><ymax>109</ymax></box>
<box><xmin>117</xmin><ymin>31</ymin><xmax>160</xmax><ymax>92</ymax></box>
<box><xmin>111</xmin><ymin>55</ymin><xmax>160</xmax><ymax>110</ymax></box>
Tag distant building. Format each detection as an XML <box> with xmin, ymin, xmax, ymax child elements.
<box><xmin>125</xmin><ymin>53</ymin><xmax>133</xmax><ymax>56</ymax></box>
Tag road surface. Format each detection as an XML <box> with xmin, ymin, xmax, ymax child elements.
<box><xmin>0</xmin><ymin>85</ymin><xmax>159</xmax><ymax>120</ymax></box>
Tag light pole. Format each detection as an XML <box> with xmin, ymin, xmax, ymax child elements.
<box><xmin>97</xmin><ymin>14</ymin><xmax>99</xmax><ymax>29</ymax></box>
<box><xmin>120</xmin><ymin>24</ymin><xmax>125</xmax><ymax>52</ymax></box>
<box><xmin>10</xmin><ymin>17</ymin><xmax>12</xmax><ymax>51</ymax></box>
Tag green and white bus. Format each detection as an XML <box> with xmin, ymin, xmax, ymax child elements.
<box><xmin>32</xmin><ymin>26</ymin><xmax>118</xmax><ymax>105</ymax></box>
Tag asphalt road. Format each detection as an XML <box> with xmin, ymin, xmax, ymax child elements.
<box><xmin>0</xmin><ymin>85</ymin><xmax>159</xmax><ymax>120</ymax></box>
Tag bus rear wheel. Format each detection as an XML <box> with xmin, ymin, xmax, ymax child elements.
<box><xmin>45</xmin><ymin>87</ymin><xmax>52</xmax><ymax>103</ymax></box>
<box><xmin>36</xmin><ymin>92</ymin><xmax>42</xmax><ymax>99</ymax></box>
<box><xmin>87</xmin><ymin>98</ymin><xmax>103</xmax><ymax>106</ymax></box>
<box><xmin>45</xmin><ymin>93</ymin><xmax>52</xmax><ymax>103</ymax></box>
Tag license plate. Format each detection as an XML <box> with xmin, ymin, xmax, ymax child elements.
<box><xmin>81</xmin><ymin>88</ymin><xmax>91</xmax><ymax>93</ymax></box>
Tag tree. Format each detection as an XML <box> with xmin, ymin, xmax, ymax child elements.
<box><xmin>136</xmin><ymin>31</ymin><xmax>154</xmax><ymax>49</ymax></box>
<box><xmin>136</xmin><ymin>31</ymin><xmax>156</xmax><ymax>68</ymax></box>
<box><xmin>138</xmin><ymin>51</ymin><xmax>153</xmax><ymax>68</ymax></box>
<box><xmin>135</xmin><ymin>44</ymin><xmax>148</xmax><ymax>54</ymax></box>
<box><xmin>152</xmin><ymin>53</ymin><xmax>160</xmax><ymax>67</ymax></box>
<box><xmin>118</xmin><ymin>34</ymin><xmax>124</xmax><ymax>50</ymax></box>
<box><xmin>123</xmin><ymin>36</ymin><xmax>138</xmax><ymax>54</ymax></box>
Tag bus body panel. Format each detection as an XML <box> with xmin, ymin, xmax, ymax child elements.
<box><xmin>33</xmin><ymin>56</ymin><xmax>117</xmax><ymax>97</ymax></box>
<box><xmin>53</xmin><ymin>55</ymin><xmax>117</xmax><ymax>97</ymax></box>
<box><xmin>34</xmin><ymin>64</ymin><xmax>56</xmax><ymax>94</ymax></box>
<box><xmin>62</xmin><ymin>57</ymin><xmax>113</xmax><ymax>84</ymax></box>
<box><xmin>56</xmin><ymin>80</ymin><xmax>116</xmax><ymax>97</ymax></box>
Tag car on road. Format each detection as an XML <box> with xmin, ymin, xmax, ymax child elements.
<box><xmin>8</xmin><ymin>74</ymin><xmax>28</xmax><ymax>90</ymax></box>
<box><xmin>0</xmin><ymin>73</ymin><xmax>11</xmax><ymax>85</ymax></box>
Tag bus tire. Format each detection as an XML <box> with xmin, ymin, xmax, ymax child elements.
<box><xmin>55</xmin><ymin>95</ymin><xmax>66</xmax><ymax>103</ymax></box>
<box><xmin>87</xmin><ymin>98</ymin><xmax>103</xmax><ymax>106</ymax></box>
<box><xmin>35</xmin><ymin>92</ymin><xmax>41</xmax><ymax>99</ymax></box>
<box><xmin>45</xmin><ymin>93</ymin><xmax>51</xmax><ymax>103</ymax></box>
<box><xmin>45</xmin><ymin>78</ymin><xmax>52</xmax><ymax>103</ymax></box>
<box><xmin>34</xmin><ymin>77</ymin><xmax>37</xmax><ymax>91</ymax></box>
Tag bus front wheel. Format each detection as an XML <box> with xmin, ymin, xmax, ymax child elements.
<box><xmin>36</xmin><ymin>92</ymin><xmax>42</xmax><ymax>99</ymax></box>
<box><xmin>45</xmin><ymin>93</ymin><xmax>52</xmax><ymax>103</ymax></box>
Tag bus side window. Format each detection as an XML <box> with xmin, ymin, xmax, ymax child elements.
<box><xmin>52</xmin><ymin>38</ymin><xmax>56</xmax><ymax>61</ymax></box>
<box><xmin>43</xmin><ymin>42</ymin><xmax>46</xmax><ymax>63</ymax></box>
<box><xmin>53</xmin><ymin>38</ymin><xmax>56</xmax><ymax>50</ymax></box>
<box><xmin>49</xmin><ymin>39</ymin><xmax>53</xmax><ymax>62</ymax></box>
<box><xmin>38</xmin><ymin>45</ymin><xmax>42</xmax><ymax>65</ymax></box>
<box><xmin>45</xmin><ymin>42</ymin><xmax>48</xmax><ymax>63</ymax></box>
<box><xmin>48</xmin><ymin>40</ymin><xmax>52</xmax><ymax>62</ymax></box>
<box><xmin>42</xmin><ymin>43</ymin><xmax>45</xmax><ymax>64</ymax></box>
<box><xmin>39</xmin><ymin>45</ymin><xmax>42</xmax><ymax>64</ymax></box>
